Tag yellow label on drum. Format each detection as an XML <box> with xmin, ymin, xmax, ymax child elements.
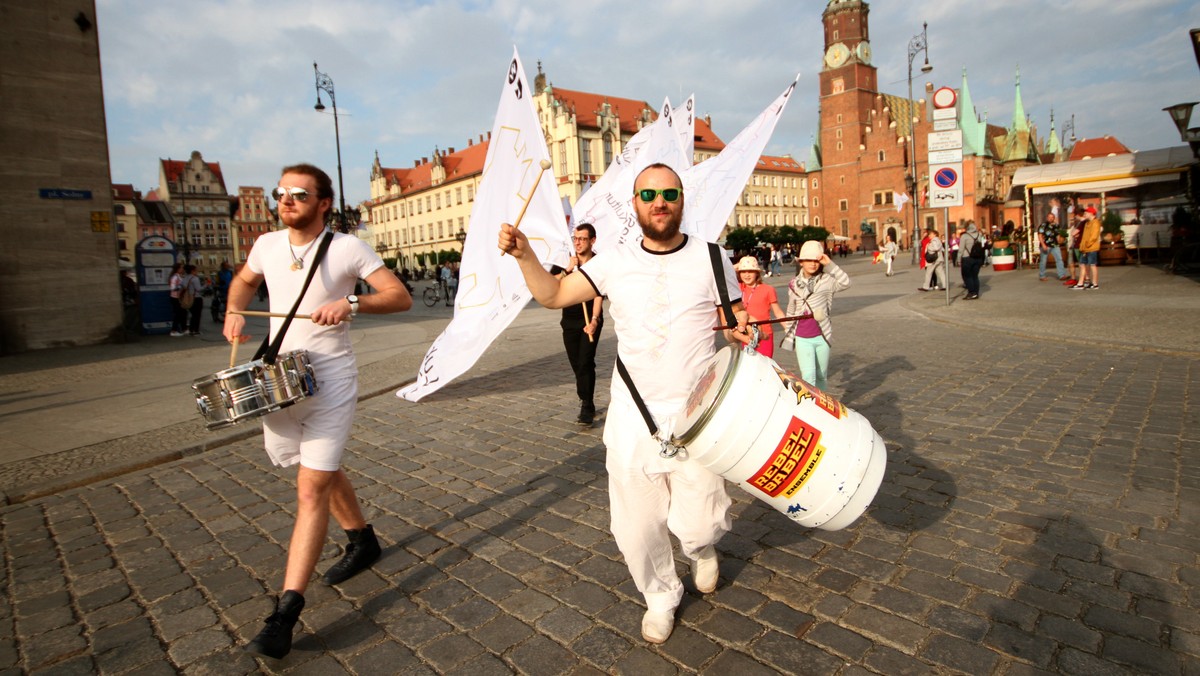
<box><xmin>748</xmin><ymin>417</ymin><xmax>826</xmax><ymax>498</ymax></box>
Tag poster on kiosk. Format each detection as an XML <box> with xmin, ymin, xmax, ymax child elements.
<box><xmin>135</xmin><ymin>236</ymin><xmax>177</xmax><ymax>335</ymax></box>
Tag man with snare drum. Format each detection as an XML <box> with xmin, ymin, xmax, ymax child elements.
<box><xmin>499</xmin><ymin>163</ymin><xmax>750</xmax><ymax>645</ymax></box>
<box><xmin>224</xmin><ymin>163</ymin><xmax>411</xmax><ymax>660</ymax></box>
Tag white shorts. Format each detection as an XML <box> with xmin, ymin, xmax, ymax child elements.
<box><xmin>262</xmin><ymin>373</ymin><xmax>357</xmax><ymax>471</ymax></box>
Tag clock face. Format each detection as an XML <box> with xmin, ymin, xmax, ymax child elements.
<box><xmin>825</xmin><ymin>42</ymin><xmax>849</xmax><ymax>69</ymax></box>
<box><xmin>855</xmin><ymin>41</ymin><xmax>872</xmax><ymax>65</ymax></box>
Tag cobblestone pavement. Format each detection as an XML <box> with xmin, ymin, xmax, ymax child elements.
<box><xmin>0</xmin><ymin>259</ymin><xmax>1197</xmax><ymax>674</ymax></box>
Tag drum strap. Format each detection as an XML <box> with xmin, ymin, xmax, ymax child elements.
<box><xmin>254</xmin><ymin>230</ymin><xmax>334</xmax><ymax>364</ymax></box>
<box><xmin>614</xmin><ymin>242</ymin><xmax>734</xmax><ymax>458</ymax></box>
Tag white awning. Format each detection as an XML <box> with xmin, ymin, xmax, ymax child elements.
<box><xmin>1010</xmin><ymin>146</ymin><xmax>1194</xmax><ymax>196</ymax></box>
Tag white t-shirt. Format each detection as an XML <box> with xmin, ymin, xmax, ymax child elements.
<box><xmin>581</xmin><ymin>235</ymin><xmax>741</xmax><ymax>418</ymax></box>
<box><xmin>247</xmin><ymin>229</ymin><xmax>383</xmax><ymax>380</ymax></box>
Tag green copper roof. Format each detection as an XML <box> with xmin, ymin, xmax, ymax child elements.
<box><xmin>958</xmin><ymin>68</ymin><xmax>991</xmax><ymax>158</ymax></box>
<box><xmin>808</xmin><ymin>134</ymin><xmax>822</xmax><ymax>171</ymax></box>
<box><xmin>1011</xmin><ymin>66</ymin><xmax>1028</xmax><ymax>133</ymax></box>
<box><xmin>1045</xmin><ymin>110</ymin><xmax>1062</xmax><ymax>155</ymax></box>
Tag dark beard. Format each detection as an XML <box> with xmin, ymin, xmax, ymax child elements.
<box><xmin>639</xmin><ymin>209</ymin><xmax>683</xmax><ymax>243</ymax></box>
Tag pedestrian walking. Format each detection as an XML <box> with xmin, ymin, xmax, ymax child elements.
<box><xmin>783</xmin><ymin>240</ymin><xmax>851</xmax><ymax>391</ymax></box>
<box><xmin>498</xmin><ymin>163</ymin><xmax>752</xmax><ymax>644</ymax></box>
<box><xmin>225</xmin><ymin>163</ymin><xmax>412</xmax><ymax>660</ymax></box>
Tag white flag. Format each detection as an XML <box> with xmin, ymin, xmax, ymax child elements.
<box><xmin>893</xmin><ymin>190</ymin><xmax>910</xmax><ymax>213</ymax></box>
<box><xmin>397</xmin><ymin>47</ymin><xmax>568</xmax><ymax>402</ymax></box>
<box><xmin>682</xmin><ymin>75</ymin><xmax>799</xmax><ymax>243</ymax></box>
<box><xmin>572</xmin><ymin>97</ymin><xmax>691</xmax><ymax>255</ymax></box>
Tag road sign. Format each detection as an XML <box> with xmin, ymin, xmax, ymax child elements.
<box><xmin>927</xmin><ymin>129</ymin><xmax>963</xmax><ymax>152</ymax></box>
<box><xmin>932</xmin><ymin>86</ymin><xmax>957</xmax><ymax>109</ymax></box>
<box><xmin>932</xmin><ymin>107</ymin><xmax>957</xmax><ymax>120</ymax></box>
<box><xmin>928</xmin><ymin>162</ymin><xmax>964</xmax><ymax>207</ymax></box>
<box><xmin>928</xmin><ymin>148</ymin><xmax>963</xmax><ymax>164</ymax></box>
<box><xmin>933</xmin><ymin>118</ymin><xmax>958</xmax><ymax>131</ymax></box>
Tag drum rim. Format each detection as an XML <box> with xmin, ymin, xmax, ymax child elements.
<box><xmin>674</xmin><ymin>346</ymin><xmax>741</xmax><ymax>447</ymax></box>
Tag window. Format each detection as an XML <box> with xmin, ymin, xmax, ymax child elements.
<box><xmin>839</xmin><ymin>199</ymin><xmax>848</xmax><ymax>211</ymax></box>
<box><xmin>832</xmin><ymin>79</ymin><xmax>844</xmax><ymax>94</ymax></box>
<box><xmin>467</xmin><ymin>185</ymin><xmax>474</xmax><ymax>201</ymax></box>
<box><xmin>559</xmin><ymin>140</ymin><xmax>567</xmax><ymax>176</ymax></box>
<box><xmin>456</xmin><ymin>188</ymin><xmax>462</xmax><ymax>205</ymax></box>
<box><xmin>581</xmin><ymin>139</ymin><xmax>591</xmax><ymax>174</ymax></box>
<box><xmin>878</xmin><ymin>150</ymin><xmax>885</xmax><ymax>162</ymax></box>
<box><xmin>603</xmin><ymin>135</ymin><xmax>613</xmax><ymax>167</ymax></box>
<box><xmin>873</xmin><ymin>191</ymin><xmax>894</xmax><ymax>206</ymax></box>
<box><xmin>836</xmin><ymin>142</ymin><xmax>843</xmax><ymax>151</ymax></box>
<box><xmin>813</xmin><ymin>197</ymin><xmax>820</xmax><ymax>207</ymax></box>
<box><xmin>436</xmin><ymin>194</ymin><xmax>441</xmax><ymax>210</ymax></box>
<box><xmin>836</xmin><ymin>114</ymin><xmax>842</xmax><ymax>124</ymax></box>
<box><xmin>812</xmin><ymin>178</ymin><xmax>818</xmax><ymax>189</ymax></box>
<box><xmin>840</xmin><ymin>176</ymin><xmax>846</xmax><ymax>185</ymax></box>
<box><xmin>841</xmin><ymin>220</ymin><xmax>849</xmax><ymax>237</ymax></box>
<box><xmin>753</xmin><ymin>175</ymin><xmax>760</xmax><ymax>186</ymax></box>
<box><xmin>425</xmin><ymin>196</ymin><xmax>431</xmax><ymax>212</ymax></box>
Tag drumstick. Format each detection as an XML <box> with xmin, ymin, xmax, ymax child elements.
<box><xmin>712</xmin><ymin>314</ymin><xmax>814</xmax><ymax>331</ymax></box>
<box><xmin>230</xmin><ymin>309</ymin><xmax>352</xmax><ymax>322</ymax></box>
<box><xmin>501</xmin><ymin>159</ymin><xmax>553</xmax><ymax>258</ymax></box>
<box><xmin>581</xmin><ymin>302</ymin><xmax>594</xmax><ymax>343</ymax></box>
<box><xmin>512</xmin><ymin>159</ymin><xmax>553</xmax><ymax>230</ymax></box>
<box><xmin>229</xmin><ymin>337</ymin><xmax>238</xmax><ymax>369</ymax></box>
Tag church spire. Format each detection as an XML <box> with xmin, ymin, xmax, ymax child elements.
<box><xmin>1045</xmin><ymin>108</ymin><xmax>1063</xmax><ymax>156</ymax></box>
<box><xmin>1011</xmin><ymin>65</ymin><xmax>1028</xmax><ymax>132</ymax></box>
<box><xmin>958</xmin><ymin>68</ymin><xmax>990</xmax><ymax>157</ymax></box>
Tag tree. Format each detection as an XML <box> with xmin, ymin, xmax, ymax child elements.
<box><xmin>723</xmin><ymin>227</ymin><xmax>758</xmax><ymax>256</ymax></box>
<box><xmin>757</xmin><ymin>226</ymin><xmax>782</xmax><ymax>246</ymax></box>
<box><xmin>776</xmin><ymin>225</ymin><xmax>801</xmax><ymax>247</ymax></box>
<box><xmin>798</xmin><ymin>226</ymin><xmax>830</xmax><ymax>245</ymax></box>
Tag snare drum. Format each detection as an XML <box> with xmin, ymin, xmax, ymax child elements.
<box><xmin>192</xmin><ymin>350</ymin><xmax>318</xmax><ymax>430</ymax></box>
<box><xmin>674</xmin><ymin>346</ymin><xmax>886</xmax><ymax>531</ymax></box>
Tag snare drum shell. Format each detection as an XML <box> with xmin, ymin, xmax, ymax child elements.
<box><xmin>678</xmin><ymin>347</ymin><xmax>886</xmax><ymax>531</ymax></box>
<box><xmin>192</xmin><ymin>350</ymin><xmax>318</xmax><ymax>430</ymax></box>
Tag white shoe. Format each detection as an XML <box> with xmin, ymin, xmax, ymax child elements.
<box><xmin>641</xmin><ymin>609</ymin><xmax>675</xmax><ymax>644</ymax></box>
<box><xmin>169</xmin><ymin>331</ymin><xmax>185</xmax><ymax>337</ymax></box>
<box><xmin>694</xmin><ymin>546</ymin><xmax>719</xmax><ymax>593</ymax></box>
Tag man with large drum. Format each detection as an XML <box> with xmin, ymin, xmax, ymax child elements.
<box><xmin>498</xmin><ymin>163</ymin><xmax>750</xmax><ymax>644</ymax></box>
<box><xmin>224</xmin><ymin>163</ymin><xmax>411</xmax><ymax>659</ymax></box>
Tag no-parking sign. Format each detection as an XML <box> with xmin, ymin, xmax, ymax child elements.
<box><xmin>928</xmin><ymin>163</ymin><xmax>963</xmax><ymax>207</ymax></box>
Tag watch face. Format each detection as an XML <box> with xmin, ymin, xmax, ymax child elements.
<box><xmin>824</xmin><ymin>43</ymin><xmax>849</xmax><ymax>68</ymax></box>
<box><xmin>855</xmin><ymin>41</ymin><xmax>872</xmax><ymax>64</ymax></box>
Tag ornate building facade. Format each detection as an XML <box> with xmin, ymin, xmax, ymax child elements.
<box><xmin>158</xmin><ymin>151</ymin><xmax>235</xmax><ymax>276</ymax></box>
<box><xmin>232</xmin><ymin>186</ymin><xmax>276</xmax><ymax>264</ymax></box>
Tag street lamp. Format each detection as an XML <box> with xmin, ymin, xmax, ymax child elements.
<box><xmin>1163</xmin><ymin>102</ymin><xmax>1200</xmax><ymax>158</ymax></box>
<box><xmin>906</xmin><ymin>21</ymin><xmax>932</xmax><ymax>262</ymax></box>
<box><xmin>313</xmin><ymin>62</ymin><xmax>349</xmax><ymax>233</ymax></box>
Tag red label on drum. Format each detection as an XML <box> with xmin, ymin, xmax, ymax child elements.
<box><xmin>748</xmin><ymin>417</ymin><xmax>825</xmax><ymax>498</ymax></box>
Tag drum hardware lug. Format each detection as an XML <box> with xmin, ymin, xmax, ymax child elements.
<box><xmin>658</xmin><ymin>438</ymin><xmax>687</xmax><ymax>459</ymax></box>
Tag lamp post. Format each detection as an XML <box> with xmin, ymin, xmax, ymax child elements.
<box><xmin>1163</xmin><ymin>102</ymin><xmax>1200</xmax><ymax>159</ymax></box>
<box><xmin>313</xmin><ymin>62</ymin><xmax>349</xmax><ymax>233</ymax></box>
<box><xmin>906</xmin><ymin>22</ymin><xmax>932</xmax><ymax>262</ymax></box>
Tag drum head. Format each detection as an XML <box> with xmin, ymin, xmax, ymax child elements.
<box><xmin>677</xmin><ymin>346</ymin><xmax>738</xmax><ymax>441</ymax></box>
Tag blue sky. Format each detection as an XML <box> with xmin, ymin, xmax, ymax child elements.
<box><xmin>97</xmin><ymin>0</ymin><xmax>1200</xmax><ymax>207</ymax></box>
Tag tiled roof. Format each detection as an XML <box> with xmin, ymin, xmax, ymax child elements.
<box><xmin>693</xmin><ymin>117</ymin><xmax>725</xmax><ymax>152</ymax></box>
<box><xmin>547</xmin><ymin>87</ymin><xmax>655</xmax><ymax>135</ymax></box>
<box><xmin>112</xmin><ymin>183</ymin><xmax>138</xmax><ymax>200</ymax></box>
<box><xmin>757</xmin><ymin>154</ymin><xmax>806</xmax><ymax>174</ymax></box>
<box><xmin>1070</xmin><ymin>136</ymin><xmax>1131</xmax><ymax>160</ymax></box>
<box><xmin>376</xmin><ymin>141</ymin><xmax>489</xmax><ymax>199</ymax></box>
<box><xmin>161</xmin><ymin>158</ymin><xmax>227</xmax><ymax>192</ymax></box>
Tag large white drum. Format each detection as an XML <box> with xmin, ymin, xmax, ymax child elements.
<box><xmin>674</xmin><ymin>346</ymin><xmax>886</xmax><ymax>530</ymax></box>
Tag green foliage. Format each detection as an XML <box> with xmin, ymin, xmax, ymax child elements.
<box><xmin>383</xmin><ymin>257</ymin><xmax>398</xmax><ymax>269</ymax></box>
<box><xmin>776</xmin><ymin>225</ymin><xmax>801</xmax><ymax>245</ymax></box>
<box><xmin>756</xmin><ymin>226</ymin><xmax>782</xmax><ymax>245</ymax></box>
<box><xmin>798</xmin><ymin>226</ymin><xmax>830</xmax><ymax>244</ymax></box>
<box><xmin>1100</xmin><ymin>210</ymin><xmax>1123</xmax><ymax>235</ymax></box>
<box><xmin>724</xmin><ymin>227</ymin><xmax>759</xmax><ymax>254</ymax></box>
<box><xmin>437</xmin><ymin>249</ymin><xmax>462</xmax><ymax>264</ymax></box>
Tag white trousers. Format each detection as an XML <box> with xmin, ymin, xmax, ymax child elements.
<box><xmin>603</xmin><ymin>397</ymin><xmax>732</xmax><ymax>613</ymax></box>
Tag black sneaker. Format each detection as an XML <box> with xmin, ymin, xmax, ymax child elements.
<box><xmin>577</xmin><ymin>402</ymin><xmax>595</xmax><ymax>425</ymax></box>
<box><xmin>322</xmin><ymin>525</ymin><xmax>382</xmax><ymax>585</ymax></box>
<box><xmin>245</xmin><ymin>590</ymin><xmax>304</xmax><ymax>659</ymax></box>
<box><xmin>1088</xmin><ymin>285</ymin><xmax>1099</xmax><ymax>290</ymax></box>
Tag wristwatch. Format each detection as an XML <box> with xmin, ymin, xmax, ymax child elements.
<box><xmin>345</xmin><ymin>294</ymin><xmax>359</xmax><ymax>317</ymax></box>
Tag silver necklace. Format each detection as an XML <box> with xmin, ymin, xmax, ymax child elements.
<box><xmin>288</xmin><ymin>231</ymin><xmax>323</xmax><ymax>271</ymax></box>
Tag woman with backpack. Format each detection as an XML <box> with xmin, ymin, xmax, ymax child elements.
<box><xmin>782</xmin><ymin>240</ymin><xmax>851</xmax><ymax>392</ymax></box>
<box><xmin>959</xmin><ymin>221</ymin><xmax>986</xmax><ymax>300</ymax></box>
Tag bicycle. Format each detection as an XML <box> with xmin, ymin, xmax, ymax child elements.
<box><xmin>422</xmin><ymin>284</ymin><xmax>443</xmax><ymax>307</ymax></box>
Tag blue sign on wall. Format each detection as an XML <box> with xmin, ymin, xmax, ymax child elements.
<box><xmin>39</xmin><ymin>188</ymin><xmax>93</xmax><ymax>200</ymax></box>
